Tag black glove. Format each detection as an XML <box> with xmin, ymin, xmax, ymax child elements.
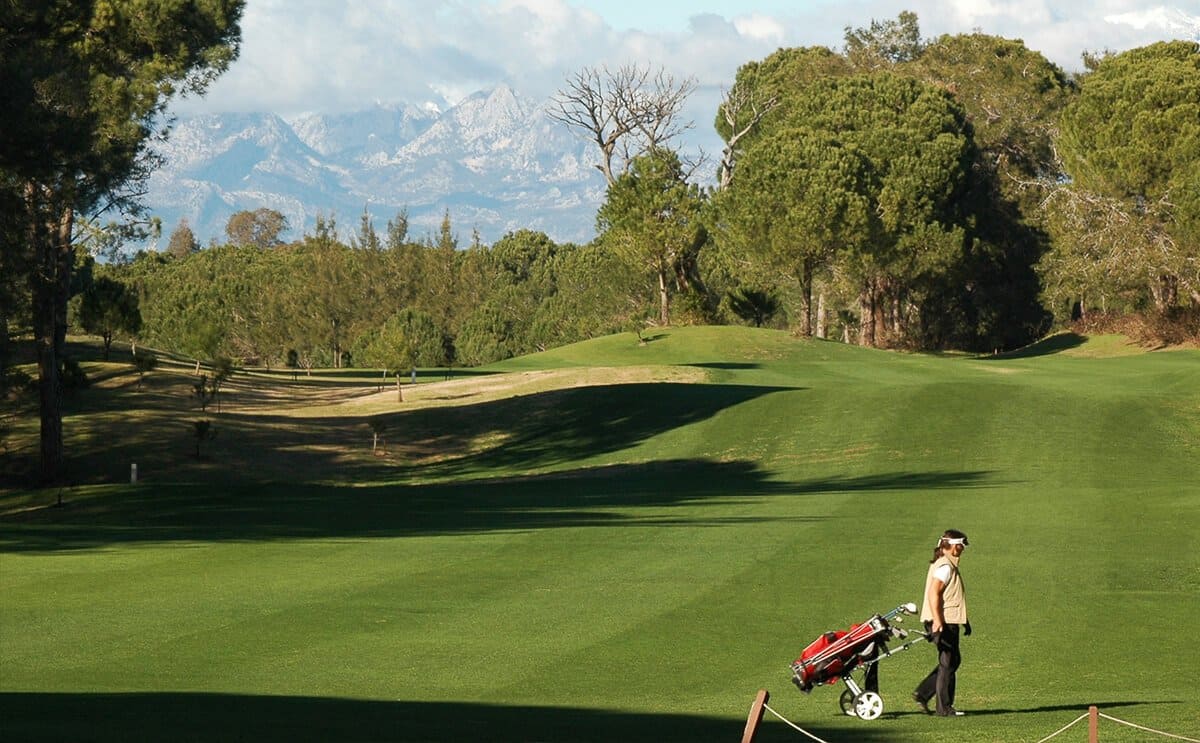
<box><xmin>964</xmin><ymin>622</ymin><xmax>972</xmax><ymax>636</ymax></box>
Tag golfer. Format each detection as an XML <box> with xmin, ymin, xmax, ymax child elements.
<box><xmin>913</xmin><ymin>529</ymin><xmax>971</xmax><ymax>717</ymax></box>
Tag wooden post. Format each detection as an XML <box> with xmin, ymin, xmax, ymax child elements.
<box><xmin>1089</xmin><ymin>705</ymin><xmax>1099</xmax><ymax>743</ymax></box>
<box><xmin>740</xmin><ymin>689</ymin><xmax>769</xmax><ymax>743</ymax></box>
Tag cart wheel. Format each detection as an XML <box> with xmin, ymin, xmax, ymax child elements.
<box><xmin>838</xmin><ymin>689</ymin><xmax>855</xmax><ymax>716</ymax></box>
<box><xmin>854</xmin><ymin>691</ymin><xmax>884</xmax><ymax>720</ymax></box>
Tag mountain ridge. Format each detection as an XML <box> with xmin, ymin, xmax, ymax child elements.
<box><xmin>145</xmin><ymin>86</ymin><xmax>606</xmax><ymax>249</ymax></box>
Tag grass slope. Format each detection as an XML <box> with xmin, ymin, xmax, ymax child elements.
<box><xmin>2</xmin><ymin>327</ymin><xmax>1198</xmax><ymax>742</ymax></box>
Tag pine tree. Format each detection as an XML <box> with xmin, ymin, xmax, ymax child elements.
<box><xmin>166</xmin><ymin>219</ymin><xmax>200</xmax><ymax>259</ymax></box>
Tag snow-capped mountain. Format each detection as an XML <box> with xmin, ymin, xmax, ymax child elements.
<box><xmin>1104</xmin><ymin>6</ymin><xmax>1200</xmax><ymax>39</ymax></box>
<box><xmin>144</xmin><ymin>86</ymin><xmax>607</xmax><ymax>249</ymax></box>
<box><xmin>289</xmin><ymin>102</ymin><xmax>439</xmax><ymax>160</ymax></box>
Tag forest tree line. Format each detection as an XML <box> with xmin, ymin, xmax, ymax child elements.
<box><xmin>101</xmin><ymin>213</ymin><xmax>640</xmax><ymax>372</ymax></box>
<box><xmin>67</xmin><ymin>17</ymin><xmax>1200</xmax><ymax>374</ymax></box>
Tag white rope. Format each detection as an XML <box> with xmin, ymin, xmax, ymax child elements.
<box><xmin>1098</xmin><ymin>713</ymin><xmax>1200</xmax><ymax>742</ymax></box>
<box><xmin>1031</xmin><ymin>713</ymin><xmax>1088</xmax><ymax>743</ymax></box>
<box><xmin>762</xmin><ymin>703</ymin><xmax>834</xmax><ymax>743</ymax></box>
<box><xmin>760</xmin><ymin>700</ymin><xmax>1200</xmax><ymax>743</ymax></box>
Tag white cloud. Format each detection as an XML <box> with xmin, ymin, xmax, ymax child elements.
<box><xmin>936</xmin><ymin>0</ymin><xmax>1055</xmax><ymax>26</ymax></box>
<box><xmin>1105</xmin><ymin>5</ymin><xmax>1200</xmax><ymax>34</ymax></box>
<box><xmin>175</xmin><ymin>0</ymin><xmax>1197</xmax><ymax>118</ymax></box>
<box><xmin>734</xmin><ymin>14</ymin><xmax>789</xmax><ymax>42</ymax></box>
<box><xmin>846</xmin><ymin>0</ymin><xmax>1198</xmax><ymax>68</ymax></box>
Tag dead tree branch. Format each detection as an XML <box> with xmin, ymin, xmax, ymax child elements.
<box><xmin>548</xmin><ymin>63</ymin><xmax>697</xmax><ymax>187</ymax></box>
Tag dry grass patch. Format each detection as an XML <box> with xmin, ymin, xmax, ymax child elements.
<box><xmin>299</xmin><ymin>365</ymin><xmax>710</xmax><ymax>418</ymax></box>
<box><xmin>968</xmin><ymin>363</ymin><xmax>1024</xmax><ymax>374</ymax></box>
<box><xmin>2</xmin><ymin>361</ymin><xmax>715</xmax><ymax>491</ymax></box>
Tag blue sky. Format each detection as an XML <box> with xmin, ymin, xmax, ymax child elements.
<box><xmin>178</xmin><ymin>0</ymin><xmax>1199</xmax><ymax>117</ymax></box>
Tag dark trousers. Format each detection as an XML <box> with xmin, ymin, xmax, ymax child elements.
<box><xmin>863</xmin><ymin>656</ymin><xmax>879</xmax><ymax>693</ymax></box>
<box><xmin>914</xmin><ymin>623</ymin><xmax>961</xmax><ymax>714</ymax></box>
<box><xmin>859</xmin><ymin>639</ymin><xmax>885</xmax><ymax>693</ymax></box>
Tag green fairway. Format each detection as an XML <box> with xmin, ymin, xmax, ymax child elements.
<box><xmin>2</xmin><ymin>327</ymin><xmax>1198</xmax><ymax>742</ymax></box>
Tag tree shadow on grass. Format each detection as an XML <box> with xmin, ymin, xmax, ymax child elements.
<box><xmin>386</xmin><ymin>383</ymin><xmax>801</xmax><ymax>476</ymax></box>
<box><xmin>958</xmin><ymin>700</ymin><xmax>1175</xmax><ymax>715</ymax></box>
<box><xmin>686</xmin><ymin>362</ymin><xmax>762</xmax><ymax>370</ymax></box>
<box><xmin>0</xmin><ymin>459</ymin><xmax>995</xmax><ymax>552</ymax></box>
<box><xmin>6</xmin><ymin>382</ymin><xmax>802</xmax><ymax>489</ymax></box>
<box><xmin>981</xmin><ymin>333</ymin><xmax>1086</xmax><ymax>359</ymax></box>
<box><xmin>0</xmin><ymin>691</ymin><xmax>893</xmax><ymax>743</ymax></box>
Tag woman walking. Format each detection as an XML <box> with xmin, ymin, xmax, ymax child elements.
<box><xmin>913</xmin><ymin>529</ymin><xmax>971</xmax><ymax>717</ymax></box>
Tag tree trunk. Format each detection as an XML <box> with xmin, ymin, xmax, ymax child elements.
<box><xmin>658</xmin><ymin>267</ymin><xmax>670</xmax><ymax>326</ymax></box>
<box><xmin>815</xmin><ymin>292</ymin><xmax>826</xmax><ymax>340</ymax></box>
<box><xmin>331</xmin><ymin>318</ymin><xmax>342</xmax><ymax>369</ymax></box>
<box><xmin>1150</xmin><ymin>275</ymin><xmax>1178</xmax><ymax>314</ymax></box>
<box><xmin>718</xmin><ymin>148</ymin><xmax>735</xmax><ymax>190</ymax></box>
<box><xmin>799</xmin><ymin>262</ymin><xmax>813</xmax><ymax>337</ymax></box>
<box><xmin>0</xmin><ymin>313</ymin><xmax>9</xmax><ymax>384</ymax></box>
<box><xmin>54</xmin><ymin>205</ymin><xmax>70</xmax><ymax>358</ymax></box>
<box><xmin>859</xmin><ymin>289</ymin><xmax>874</xmax><ymax>347</ymax></box>
<box><xmin>28</xmin><ymin>183</ymin><xmax>73</xmax><ymax>484</ymax></box>
<box><xmin>872</xmin><ymin>278</ymin><xmax>887</xmax><ymax>347</ymax></box>
<box><xmin>34</xmin><ymin>285</ymin><xmax>64</xmax><ymax>483</ymax></box>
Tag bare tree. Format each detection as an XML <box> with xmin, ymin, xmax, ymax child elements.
<box><xmin>548</xmin><ymin>64</ymin><xmax>697</xmax><ymax>187</ymax></box>
<box><xmin>716</xmin><ymin>80</ymin><xmax>779</xmax><ymax>190</ymax></box>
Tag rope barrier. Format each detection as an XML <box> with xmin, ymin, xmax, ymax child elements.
<box><xmin>1028</xmin><ymin>710</ymin><xmax>1200</xmax><ymax>743</ymax></box>
<box><xmin>761</xmin><ymin>703</ymin><xmax>834</xmax><ymax>743</ymax></box>
<box><xmin>1031</xmin><ymin>713</ymin><xmax>1088</xmax><ymax>743</ymax></box>
<box><xmin>1098</xmin><ymin>713</ymin><xmax>1200</xmax><ymax>742</ymax></box>
<box><xmin>755</xmin><ymin>695</ymin><xmax>1198</xmax><ymax>743</ymax></box>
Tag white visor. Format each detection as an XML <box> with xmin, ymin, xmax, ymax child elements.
<box><xmin>941</xmin><ymin>537</ymin><xmax>968</xmax><ymax>546</ymax></box>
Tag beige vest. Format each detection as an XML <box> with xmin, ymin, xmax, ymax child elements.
<box><xmin>921</xmin><ymin>555</ymin><xmax>968</xmax><ymax>624</ymax></box>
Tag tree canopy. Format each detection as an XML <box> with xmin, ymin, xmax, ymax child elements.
<box><xmin>707</xmin><ymin>15</ymin><xmax>1078</xmax><ymax>348</ymax></box>
<box><xmin>718</xmin><ymin>128</ymin><xmax>873</xmax><ymax>336</ymax></box>
<box><xmin>597</xmin><ymin>148</ymin><xmax>708</xmax><ymax>327</ymax></box>
<box><xmin>1053</xmin><ymin>41</ymin><xmax>1200</xmax><ymax>311</ymax></box>
<box><xmin>72</xmin><ymin>274</ymin><xmax>141</xmax><ymax>360</ymax></box>
<box><xmin>166</xmin><ymin>218</ymin><xmax>200</xmax><ymax>259</ymax></box>
<box><xmin>719</xmin><ymin>71</ymin><xmax>974</xmax><ymax>345</ymax></box>
<box><xmin>0</xmin><ymin>0</ymin><xmax>244</xmax><ymax>482</ymax></box>
<box><xmin>225</xmin><ymin>208</ymin><xmax>289</xmax><ymax>248</ymax></box>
